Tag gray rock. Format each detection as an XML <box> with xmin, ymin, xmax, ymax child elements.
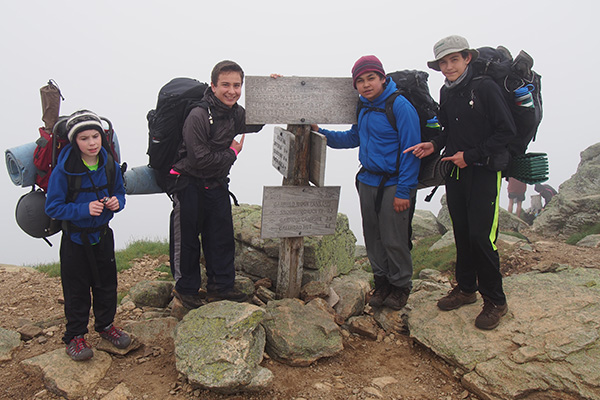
<box><xmin>262</xmin><ymin>298</ymin><xmax>343</xmax><ymax>366</ymax></box>
<box><xmin>429</xmin><ymin>230</ymin><xmax>455</xmax><ymax>251</ymax></box>
<box><xmin>101</xmin><ymin>382</ymin><xmax>132</xmax><ymax>400</ymax></box>
<box><xmin>534</xmin><ymin>142</ymin><xmax>600</xmax><ymax>236</ymax></box>
<box><xmin>0</xmin><ymin>327</ymin><xmax>21</xmax><ymax>362</ymax></box>
<box><xmin>22</xmin><ymin>348</ymin><xmax>112</xmax><ymax>398</ymax></box>
<box><xmin>330</xmin><ymin>270</ymin><xmax>371</xmax><ymax>321</ymax></box>
<box><xmin>576</xmin><ymin>234</ymin><xmax>600</xmax><ymax>248</ymax></box>
<box><xmin>348</xmin><ymin>315</ymin><xmax>379</xmax><ymax>340</ymax></box>
<box><xmin>123</xmin><ymin>317</ymin><xmax>179</xmax><ymax>343</ymax></box>
<box><xmin>128</xmin><ymin>280</ymin><xmax>173</xmax><ymax>308</ymax></box>
<box><xmin>372</xmin><ymin>307</ymin><xmax>409</xmax><ymax>335</ymax></box>
<box><xmin>233</xmin><ymin>205</ymin><xmax>357</xmax><ymax>287</ymax></box>
<box><xmin>174</xmin><ymin>301</ymin><xmax>271</xmax><ymax>394</ymax></box>
<box><xmin>18</xmin><ymin>324</ymin><xmax>43</xmax><ymax>340</ymax></box>
<box><xmin>255</xmin><ymin>286</ymin><xmax>276</xmax><ymax>304</ymax></box>
<box><xmin>300</xmin><ymin>281</ymin><xmax>330</xmax><ymax>302</ymax></box>
<box><xmin>412</xmin><ymin>209</ymin><xmax>446</xmax><ymax>239</ymax></box>
<box><xmin>407</xmin><ymin>267</ymin><xmax>600</xmax><ymax>400</ymax></box>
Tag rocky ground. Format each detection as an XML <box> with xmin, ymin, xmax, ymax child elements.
<box><xmin>1</xmin><ymin>230</ymin><xmax>597</xmax><ymax>400</ymax></box>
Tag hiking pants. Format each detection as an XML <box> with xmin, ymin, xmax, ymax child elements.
<box><xmin>359</xmin><ymin>182</ymin><xmax>414</xmax><ymax>289</ymax></box>
<box><xmin>60</xmin><ymin>228</ymin><xmax>117</xmax><ymax>344</ymax></box>
<box><xmin>445</xmin><ymin>166</ymin><xmax>506</xmax><ymax>305</ymax></box>
<box><xmin>170</xmin><ymin>180</ymin><xmax>235</xmax><ymax>295</ymax></box>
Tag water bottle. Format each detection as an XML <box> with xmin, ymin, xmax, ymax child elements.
<box><xmin>426</xmin><ymin>116</ymin><xmax>440</xmax><ymax>129</ymax></box>
<box><xmin>514</xmin><ymin>84</ymin><xmax>535</xmax><ymax>108</ymax></box>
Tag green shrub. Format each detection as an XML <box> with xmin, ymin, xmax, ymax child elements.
<box><xmin>31</xmin><ymin>239</ymin><xmax>170</xmax><ymax>278</ymax></box>
<box><xmin>566</xmin><ymin>223</ymin><xmax>600</xmax><ymax>245</ymax></box>
<box><xmin>411</xmin><ymin>235</ymin><xmax>456</xmax><ymax>279</ymax></box>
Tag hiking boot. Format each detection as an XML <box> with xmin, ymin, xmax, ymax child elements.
<box><xmin>66</xmin><ymin>335</ymin><xmax>93</xmax><ymax>361</ymax></box>
<box><xmin>437</xmin><ymin>286</ymin><xmax>477</xmax><ymax>311</ymax></box>
<box><xmin>173</xmin><ymin>289</ymin><xmax>205</xmax><ymax>309</ymax></box>
<box><xmin>475</xmin><ymin>297</ymin><xmax>508</xmax><ymax>330</ymax></box>
<box><xmin>368</xmin><ymin>275</ymin><xmax>391</xmax><ymax>308</ymax></box>
<box><xmin>206</xmin><ymin>287</ymin><xmax>249</xmax><ymax>303</ymax></box>
<box><xmin>382</xmin><ymin>285</ymin><xmax>411</xmax><ymax>310</ymax></box>
<box><xmin>99</xmin><ymin>324</ymin><xmax>131</xmax><ymax>349</ymax></box>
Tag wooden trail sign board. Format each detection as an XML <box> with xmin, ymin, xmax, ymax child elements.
<box><xmin>245</xmin><ymin>76</ymin><xmax>358</xmax><ymax>125</ymax></box>
<box><xmin>260</xmin><ymin>186</ymin><xmax>341</xmax><ymax>239</ymax></box>
<box><xmin>272</xmin><ymin>127</ymin><xmax>295</xmax><ymax>179</ymax></box>
<box><xmin>272</xmin><ymin>127</ymin><xmax>327</xmax><ymax>187</ymax></box>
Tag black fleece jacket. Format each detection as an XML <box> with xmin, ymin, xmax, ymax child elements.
<box><xmin>432</xmin><ymin>68</ymin><xmax>517</xmax><ymax>166</ymax></box>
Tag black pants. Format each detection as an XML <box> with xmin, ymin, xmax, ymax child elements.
<box><xmin>60</xmin><ymin>228</ymin><xmax>117</xmax><ymax>344</ymax></box>
<box><xmin>446</xmin><ymin>166</ymin><xmax>506</xmax><ymax>305</ymax></box>
<box><xmin>170</xmin><ymin>180</ymin><xmax>235</xmax><ymax>295</ymax></box>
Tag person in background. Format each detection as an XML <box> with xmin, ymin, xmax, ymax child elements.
<box><xmin>405</xmin><ymin>35</ymin><xmax>517</xmax><ymax>330</ymax></box>
<box><xmin>45</xmin><ymin>110</ymin><xmax>130</xmax><ymax>361</ymax></box>
<box><xmin>312</xmin><ymin>55</ymin><xmax>421</xmax><ymax>310</ymax></box>
<box><xmin>507</xmin><ymin>177</ymin><xmax>527</xmax><ymax>218</ymax></box>
<box><xmin>534</xmin><ymin>183</ymin><xmax>557</xmax><ymax>208</ymax></box>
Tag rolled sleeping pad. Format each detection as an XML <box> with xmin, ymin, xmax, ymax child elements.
<box><xmin>123</xmin><ymin>165</ymin><xmax>164</xmax><ymax>195</ymax></box>
<box><xmin>5</xmin><ymin>142</ymin><xmax>37</xmax><ymax>187</ymax></box>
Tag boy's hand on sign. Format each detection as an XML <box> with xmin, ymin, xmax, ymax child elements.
<box><xmin>442</xmin><ymin>151</ymin><xmax>467</xmax><ymax>168</ymax></box>
<box><xmin>230</xmin><ymin>134</ymin><xmax>245</xmax><ymax>155</ymax></box>
<box><xmin>104</xmin><ymin>196</ymin><xmax>120</xmax><ymax>211</ymax></box>
<box><xmin>393</xmin><ymin>197</ymin><xmax>410</xmax><ymax>213</ymax></box>
<box><xmin>89</xmin><ymin>200</ymin><xmax>104</xmax><ymax>216</ymax></box>
<box><xmin>404</xmin><ymin>142</ymin><xmax>434</xmax><ymax>159</ymax></box>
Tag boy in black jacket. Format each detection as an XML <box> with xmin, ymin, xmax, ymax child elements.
<box><xmin>405</xmin><ymin>35</ymin><xmax>517</xmax><ymax>330</ymax></box>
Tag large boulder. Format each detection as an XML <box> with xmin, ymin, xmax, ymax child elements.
<box><xmin>261</xmin><ymin>297</ymin><xmax>343</xmax><ymax>366</ymax></box>
<box><xmin>0</xmin><ymin>327</ymin><xmax>21</xmax><ymax>362</ymax></box>
<box><xmin>412</xmin><ymin>209</ymin><xmax>446</xmax><ymax>239</ymax></box>
<box><xmin>232</xmin><ymin>204</ymin><xmax>357</xmax><ymax>288</ymax></box>
<box><xmin>407</xmin><ymin>267</ymin><xmax>600</xmax><ymax>400</ymax></box>
<box><xmin>174</xmin><ymin>301</ymin><xmax>272</xmax><ymax>394</ymax></box>
<box><xmin>128</xmin><ymin>280</ymin><xmax>173</xmax><ymax>308</ymax></box>
<box><xmin>534</xmin><ymin>143</ymin><xmax>600</xmax><ymax>236</ymax></box>
<box><xmin>329</xmin><ymin>269</ymin><xmax>371</xmax><ymax>321</ymax></box>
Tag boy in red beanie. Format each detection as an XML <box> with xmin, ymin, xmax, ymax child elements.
<box><xmin>312</xmin><ymin>55</ymin><xmax>421</xmax><ymax>310</ymax></box>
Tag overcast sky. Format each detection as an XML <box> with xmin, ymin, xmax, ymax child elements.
<box><xmin>1</xmin><ymin>0</ymin><xmax>598</xmax><ymax>265</ymax></box>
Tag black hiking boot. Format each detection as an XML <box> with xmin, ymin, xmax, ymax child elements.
<box><xmin>368</xmin><ymin>275</ymin><xmax>391</xmax><ymax>308</ymax></box>
<box><xmin>382</xmin><ymin>285</ymin><xmax>411</xmax><ymax>310</ymax></box>
<box><xmin>206</xmin><ymin>287</ymin><xmax>249</xmax><ymax>303</ymax></box>
<box><xmin>437</xmin><ymin>286</ymin><xmax>478</xmax><ymax>311</ymax></box>
<box><xmin>99</xmin><ymin>324</ymin><xmax>132</xmax><ymax>349</ymax></box>
<box><xmin>475</xmin><ymin>296</ymin><xmax>508</xmax><ymax>330</ymax></box>
<box><xmin>173</xmin><ymin>289</ymin><xmax>205</xmax><ymax>309</ymax></box>
<box><xmin>66</xmin><ymin>335</ymin><xmax>93</xmax><ymax>361</ymax></box>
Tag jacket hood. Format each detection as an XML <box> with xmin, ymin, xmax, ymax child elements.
<box><xmin>55</xmin><ymin>144</ymin><xmax>109</xmax><ymax>177</ymax></box>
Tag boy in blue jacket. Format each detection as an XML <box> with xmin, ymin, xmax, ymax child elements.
<box><xmin>312</xmin><ymin>55</ymin><xmax>421</xmax><ymax>310</ymax></box>
<box><xmin>46</xmin><ymin>110</ymin><xmax>131</xmax><ymax>360</ymax></box>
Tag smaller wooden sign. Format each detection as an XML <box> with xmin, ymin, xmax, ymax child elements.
<box><xmin>309</xmin><ymin>130</ymin><xmax>327</xmax><ymax>187</ymax></box>
<box><xmin>260</xmin><ymin>186</ymin><xmax>341</xmax><ymax>239</ymax></box>
<box><xmin>272</xmin><ymin>127</ymin><xmax>295</xmax><ymax>178</ymax></box>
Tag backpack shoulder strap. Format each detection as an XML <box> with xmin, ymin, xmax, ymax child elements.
<box><xmin>384</xmin><ymin>90</ymin><xmax>402</xmax><ymax>133</ymax></box>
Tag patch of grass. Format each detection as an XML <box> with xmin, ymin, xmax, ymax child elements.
<box><xmin>31</xmin><ymin>239</ymin><xmax>170</xmax><ymax>278</ymax></box>
<box><xmin>566</xmin><ymin>223</ymin><xmax>600</xmax><ymax>245</ymax></box>
<box><xmin>411</xmin><ymin>235</ymin><xmax>456</xmax><ymax>279</ymax></box>
<box><xmin>500</xmin><ymin>231</ymin><xmax>528</xmax><ymax>240</ymax></box>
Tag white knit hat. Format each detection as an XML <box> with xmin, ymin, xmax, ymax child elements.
<box><xmin>66</xmin><ymin>110</ymin><xmax>104</xmax><ymax>142</ymax></box>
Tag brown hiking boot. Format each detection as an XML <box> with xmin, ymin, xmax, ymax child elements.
<box><xmin>382</xmin><ymin>285</ymin><xmax>410</xmax><ymax>310</ymax></box>
<box><xmin>475</xmin><ymin>297</ymin><xmax>508</xmax><ymax>330</ymax></box>
<box><xmin>437</xmin><ymin>286</ymin><xmax>477</xmax><ymax>311</ymax></box>
<box><xmin>368</xmin><ymin>275</ymin><xmax>391</xmax><ymax>308</ymax></box>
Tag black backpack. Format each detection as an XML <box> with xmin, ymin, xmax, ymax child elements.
<box><xmin>147</xmin><ymin>78</ymin><xmax>209</xmax><ymax>191</ymax></box>
<box><xmin>470</xmin><ymin>46</ymin><xmax>543</xmax><ymax>156</ymax></box>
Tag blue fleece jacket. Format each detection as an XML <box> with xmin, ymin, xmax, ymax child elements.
<box><xmin>319</xmin><ymin>78</ymin><xmax>421</xmax><ymax>199</ymax></box>
<box><xmin>45</xmin><ymin>145</ymin><xmax>126</xmax><ymax>245</ymax></box>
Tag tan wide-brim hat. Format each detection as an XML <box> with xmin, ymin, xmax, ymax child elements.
<box><xmin>427</xmin><ymin>35</ymin><xmax>479</xmax><ymax>71</ymax></box>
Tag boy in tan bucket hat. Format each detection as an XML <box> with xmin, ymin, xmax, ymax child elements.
<box><xmin>405</xmin><ymin>35</ymin><xmax>517</xmax><ymax>330</ymax></box>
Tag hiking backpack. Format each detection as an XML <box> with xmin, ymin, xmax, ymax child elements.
<box><xmin>470</xmin><ymin>46</ymin><xmax>543</xmax><ymax>156</ymax></box>
<box><xmin>146</xmin><ymin>77</ymin><xmax>209</xmax><ymax>191</ymax></box>
<box><xmin>356</xmin><ymin>70</ymin><xmax>450</xmax><ymax>193</ymax></box>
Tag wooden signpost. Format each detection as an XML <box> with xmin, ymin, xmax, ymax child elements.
<box><xmin>246</xmin><ymin>76</ymin><xmax>357</xmax><ymax>299</ymax></box>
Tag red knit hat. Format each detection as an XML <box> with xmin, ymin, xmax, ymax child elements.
<box><xmin>352</xmin><ymin>55</ymin><xmax>385</xmax><ymax>88</ymax></box>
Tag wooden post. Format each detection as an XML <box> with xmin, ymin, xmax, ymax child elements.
<box><xmin>276</xmin><ymin>124</ymin><xmax>311</xmax><ymax>299</ymax></box>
